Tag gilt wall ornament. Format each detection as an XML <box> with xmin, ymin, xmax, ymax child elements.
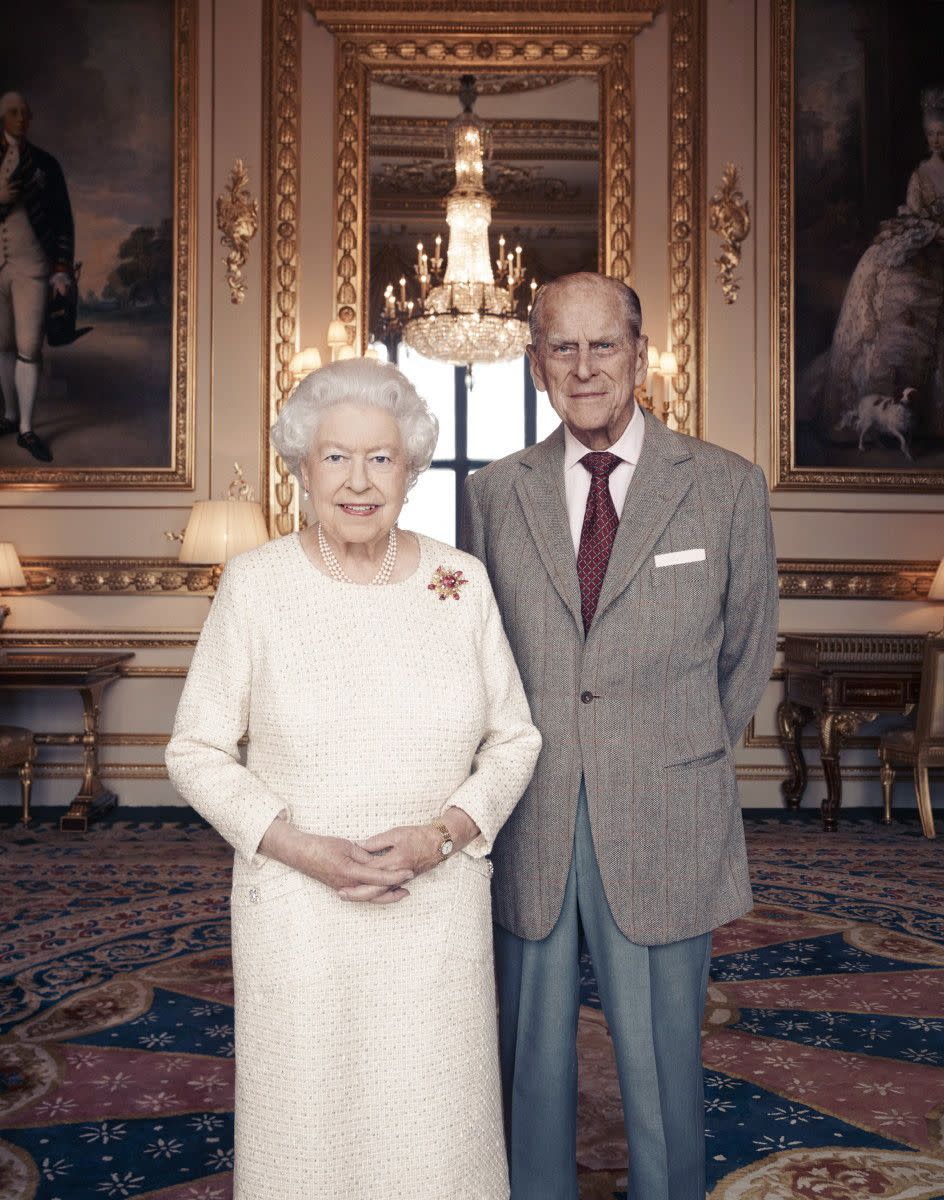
<box><xmin>216</xmin><ymin>159</ymin><xmax>260</xmax><ymax>304</ymax></box>
<box><xmin>708</xmin><ymin>162</ymin><xmax>750</xmax><ymax>305</ymax></box>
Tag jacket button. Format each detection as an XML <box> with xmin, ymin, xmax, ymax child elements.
<box><xmin>580</xmin><ymin>690</ymin><xmax>594</xmax><ymax>704</ymax></box>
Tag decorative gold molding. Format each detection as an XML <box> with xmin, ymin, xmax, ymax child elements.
<box><xmin>777</xmin><ymin>560</ymin><xmax>939</xmax><ymax>601</ymax></box>
<box><xmin>216</xmin><ymin>159</ymin><xmax>259</xmax><ymax>304</ymax></box>
<box><xmin>3</xmin><ymin>558</ymin><xmax>218</xmax><ymax>596</ymax></box>
<box><xmin>370</xmin><ymin>115</ymin><xmax>599</xmax><ymax>161</ymax></box>
<box><xmin>0</xmin><ymin>630</ymin><xmax>199</xmax><ymax>649</ymax></box>
<box><xmin>310</xmin><ymin>18</ymin><xmax>658</xmax><ymax>367</ymax></box>
<box><xmin>2</xmin><ymin>558</ymin><xmax>937</xmax><ymax>599</ymax></box>
<box><xmin>709</xmin><ymin>162</ymin><xmax>750</xmax><ymax>305</ymax></box>
<box><xmin>262</xmin><ymin>0</ymin><xmax>302</xmax><ymax>536</ymax></box>
<box><xmin>0</xmin><ymin>0</ymin><xmax>197</xmax><ymax>491</ymax></box>
<box><xmin>311</xmin><ymin>0</ymin><xmax>661</xmax><ymax>16</ymax></box>
<box><xmin>668</xmin><ymin>0</ymin><xmax>704</xmax><ymax>437</ymax></box>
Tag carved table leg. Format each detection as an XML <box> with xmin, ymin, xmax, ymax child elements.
<box><xmin>19</xmin><ymin>743</ymin><xmax>35</xmax><ymax>826</ymax></box>
<box><xmin>818</xmin><ymin>710</ymin><xmax>878</xmax><ymax>832</ymax></box>
<box><xmin>878</xmin><ymin>754</ymin><xmax>895</xmax><ymax>825</ymax></box>
<box><xmin>777</xmin><ymin>700</ymin><xmax>814</xmax><ymax>809</ymax></box>
<box><xmin>60</xmin><ymin>682</ymin><xmax>118</xmax><ymax>832</ymax></box>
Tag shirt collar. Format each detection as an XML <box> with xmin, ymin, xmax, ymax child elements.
<box><xmin>563</xmin><ymin>400</ymin><xmax>645</xmax><ymax>470</ymax></box>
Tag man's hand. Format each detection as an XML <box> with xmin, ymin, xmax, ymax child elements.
<box><xmin>258</xmin><ymin>818</ymin><xmax>413</xmax><ymax>905</ymax></box>
<box><xmin>50</xmin><ymin>272</ymin><xmax>72</xmax><ymax>297</ymax></box>
<box><xmin>0</xmin><ymin>180</ymin><xmax>19</xmax><ymax>205</ymax></box>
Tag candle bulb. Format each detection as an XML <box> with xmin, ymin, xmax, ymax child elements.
<box><xmin>515</xmin><ymin>245</ymin><xmax>522</xmax><ymax>272</ymax></box>
<box><xmin>416</xmin><ymin>242</ymin><xmax>423</xmax><ymax>272</ymax></box>
<box><xmin>399</xmin><ymin>276</ymin><xmax>406</xmax><ymax>303</ymax></box>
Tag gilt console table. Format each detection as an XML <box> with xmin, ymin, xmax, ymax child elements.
<box><xmin>0</xmin><ymin>651</ymin><xmax>134</xmax><ymax>831</ymax></box>
<box><xmin>777</xmin><ymin>634</ymin><xmax>924</xmax><ymax>831</ymax></box>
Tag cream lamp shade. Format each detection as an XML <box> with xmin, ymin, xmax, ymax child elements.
<box><xmin>647</xmin><ymin>346</ymin><xmax>661</xmax><ymax>371</ymax></box>
<box><xmin>326</xmin><ymin>319</ymin><xmax>349</xmax><ymax>348</ymax></box>
<box><xmin>930</xmin><ymin>558</ymin><xmax>944</xmax><ymax>601</ymax></box>
<box><xmin>0</xmin><ymin>542</ymin><xmax>27</xmax><ymax>588</ymax></box>
<box><xmin>658</xmin><ymin>350</ymin><xmax>679</xmax><ymax>377</ymax></box>
<box><xmin>179</xmin><ymin>501</ymin><xmax>270</xmax><ymax>565</ymax></box>
<box><xmin>289</xmin><ymin>346</ymin><xmax>322</xmax><ymax>383</ymax></box>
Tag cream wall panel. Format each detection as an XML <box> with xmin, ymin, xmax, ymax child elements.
<box><xmin>297</xmin><ymin>19</ymin><xmax>338</xmax><ymax>363</ymax></box>
<box><xmin>703</xmin><ymin>0</ymin><xmax>757</xmax><ymax>462</ymax></box>
<box><xmin>210</xmin><ymin>0</ymin><xmax>266</xmax><ymax>501</ymax></box>
<box><xmin>633</xmin><ymin>12</ymin><xmax>672</xmax><ymax>357</ymax></box>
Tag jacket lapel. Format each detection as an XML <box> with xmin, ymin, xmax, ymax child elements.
<box><xmin>514</xmin><ymin>426</ymin><xmax>584</xmax><ymax>632</ymax></box>
<box><xmin>592</xmin><ymin>409</ymin><xmax>695</xmax><ymax>626</ymax></box>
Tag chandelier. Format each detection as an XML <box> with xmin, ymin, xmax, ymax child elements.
<box><xmin>381</xmin><ymin>75</ymin><xmax>534</xmax><ymax>371</ymax></box>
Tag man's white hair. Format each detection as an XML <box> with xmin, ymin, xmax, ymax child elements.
<box><xmin>0</xmin><ymin>92</ymin><xmax>30</xmax><ymax>118</ymax></box>
<box><xmin>270</xmin><ymin>358</ymin><xmax>439</xmax><ymax>490</ymax></box>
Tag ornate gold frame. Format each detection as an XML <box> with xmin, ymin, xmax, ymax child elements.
<box><xmin>0</xmin><ymin>0</ymin><xmax>197</xmax><ymax>491</ymax></box>
<box><xmin>259</xmin><ymin>0</ymin><xmax>704</xmax><ymax>534</ymax></box>
<box><xmin>772</xmin><ymin>0</ymin><xmax>944</xmax><ymax>491</ymax></box>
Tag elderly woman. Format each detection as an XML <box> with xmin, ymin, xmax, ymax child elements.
<box><xmin>165</xmin><ymin>357</ymin><xmax>540</xmax><ymax>1200</ymax></box>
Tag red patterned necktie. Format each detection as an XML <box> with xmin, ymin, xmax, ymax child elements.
<box><xmin>576</xmin><ymin>451</ymin><xmax>622</xmax><ymax>632</ymax></box>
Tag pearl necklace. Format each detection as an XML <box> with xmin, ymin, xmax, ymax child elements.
<box><xmin>317</xmin><ymin>522</ymin><xmax>398</xmax><ymax>586</ymax></box>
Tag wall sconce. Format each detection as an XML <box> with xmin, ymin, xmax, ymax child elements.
<box><xmin>0</xmin><ymin>542</ymin><xmax>27</xmax><ymax>635</ymax></box>
<box><xmin>638</xmin><ymin>347</ymin><xmax>679</xmax><ymax>423</ymax></box>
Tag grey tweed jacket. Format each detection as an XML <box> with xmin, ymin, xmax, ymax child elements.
<box><xmin>459</xmin><ymin>409</ymin><xmax>779</xmax><ymax>946</ymax></box>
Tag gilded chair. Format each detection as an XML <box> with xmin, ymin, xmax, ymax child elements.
<box><xmin>0</xmin><ymin>725</ymin><xmax>36</xmax><ymax>826</ymax></box>
<box><xmin>879</xmin><ymin>631</ymin><xmax>944</xmax><ymax>838</ymax></box>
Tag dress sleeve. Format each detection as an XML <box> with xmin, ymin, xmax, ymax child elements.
<box><xmin>442</xmin><ymin>572</ymin><xmax>542</xmax><ymax>857</ymax></box>
<box><xmin>165</xmin><ymin>560</ymin><xmax>288</xmax><ymax>865</ymax></box>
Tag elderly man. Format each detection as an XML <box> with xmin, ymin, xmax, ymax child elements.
<box><xmin>460</xmin><ymin>272</ymin><xmax>778</xmax><ymax>1200</ymax></box>
<box><xmin>0</xmin><ymin>91</ymin><xmax>74</xmax><ymax>463</ymax></box>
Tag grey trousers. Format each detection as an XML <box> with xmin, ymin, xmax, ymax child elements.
<box><xmin>495</xmin><ymin>784</ymin><xmax>712</xmax><ymax>1200</ymax></box>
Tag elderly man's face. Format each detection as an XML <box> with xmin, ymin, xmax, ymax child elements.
<box><xmin>301</xmin><ymin>403</ymin><xmax>409</xmax><ymax>549</ymax></box>
<box><xmin>2</xmin><ymin>97</ymin><xmax>30</xmax><ymax>141</ymax></box>
<box><xmin>527</xmin><ymin>280</ymin><xmax>647</xmax><ymax>450</ymax></box>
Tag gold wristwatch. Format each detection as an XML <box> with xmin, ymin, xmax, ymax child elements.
<box><xmin>432</xmin><ymin>821</ymin><xmax>454</xmax><ymax>859</ymax></box>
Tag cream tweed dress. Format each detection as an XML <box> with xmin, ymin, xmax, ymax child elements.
<box><xmin>165</xmin><ymin>531</ymin><xmax>541</xmax><ymax>1199</ymax></box>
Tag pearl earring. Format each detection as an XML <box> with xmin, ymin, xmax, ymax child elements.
<box><xmin>302</xmin><ymin>488</ymin><xmax>310</xmax><ymax>500</ymax></box>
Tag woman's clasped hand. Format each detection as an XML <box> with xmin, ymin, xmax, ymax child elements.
<box><xmin>258</xmin><ymin>818</ymin><xmax>415</xmax><ymax>904</ymax></box>
<box><xmin>258</xmin><ymin>807</ymin><xmax>479</xmax><ymax>905</ymax></box>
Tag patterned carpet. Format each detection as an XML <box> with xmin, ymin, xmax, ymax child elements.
<box><xmin>0</xmin><ymin>810</ymin><xmax>943</xmax><ymax>1200</ymax></box>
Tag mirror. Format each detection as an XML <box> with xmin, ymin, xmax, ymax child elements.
<box><xmin>361</xmin><ymin>70</ymin><xmax>603</xmax><ymax>542</ymax></box>
<box><xmin>367</xmin><ymin>71</ymin><xmax>600</xmax><ymax>349</ymax></box>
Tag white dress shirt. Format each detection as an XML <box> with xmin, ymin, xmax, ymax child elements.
<box><xmin>562</xmin><ymin>401</ymin><xmax>646</xmax><ymax>555</ymax></box>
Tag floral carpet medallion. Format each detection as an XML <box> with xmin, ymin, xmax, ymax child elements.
<box><xmin>0</xmin><ymin>811</ymin><xmax>942</xmax><ymax>1198</ymax></box>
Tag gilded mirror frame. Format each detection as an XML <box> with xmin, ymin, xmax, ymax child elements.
<box><xmin>263</xmin><ymin>1</ymin><xmax>705</xmax><ymax>536</ymax></box>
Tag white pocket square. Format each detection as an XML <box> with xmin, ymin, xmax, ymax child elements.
<box><xmin>654</xmin><ymin>548</ymin><xmax>706</xmax><ymax>567</ymax></box>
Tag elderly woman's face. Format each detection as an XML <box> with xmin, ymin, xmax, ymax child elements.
<box><xmin>302</xmin><ymin>403</ymin><xmax>409</xmax><ymax>545</ymax></box>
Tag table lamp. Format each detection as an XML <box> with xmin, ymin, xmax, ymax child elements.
<box><xmin>930</xmin><ymin>558</ymin><xmax>944</xmax><ymax>628</ymax></box>
<box><xmin>289</xmin><ymin>346</ymin><xmax>322</xmax><ymax>387</ymax></box>
<box><xmin>0</xmin><ymin>542</ymin><xmax>27</xmax><ymax>633</ymax></box>
<box><xmin>179</xmin><ymin>499</ymin><xmax>269</xmax><ymax>573</ymax></box>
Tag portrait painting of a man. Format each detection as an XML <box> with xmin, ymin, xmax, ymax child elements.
<box><xmin>0</xmin><ymin>0</ymin><xmax>191</xmax><ymax>484</ymax></box>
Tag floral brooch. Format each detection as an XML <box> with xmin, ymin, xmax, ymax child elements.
<box><xmin>428</xmin><ymin>565</ymin><xmax>469</xmax><ymax>601</ymax></box>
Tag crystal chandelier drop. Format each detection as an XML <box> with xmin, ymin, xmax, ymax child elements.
<box><xmin>381</xmin><ymin>75</ymin><xmax>534</xmax><ymax>370</ymax></box>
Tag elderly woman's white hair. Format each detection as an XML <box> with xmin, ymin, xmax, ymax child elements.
<box><xmin>271</xmin><ymin>358</ymin><xmax>439</xmax><ymax>489</ymax></box>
